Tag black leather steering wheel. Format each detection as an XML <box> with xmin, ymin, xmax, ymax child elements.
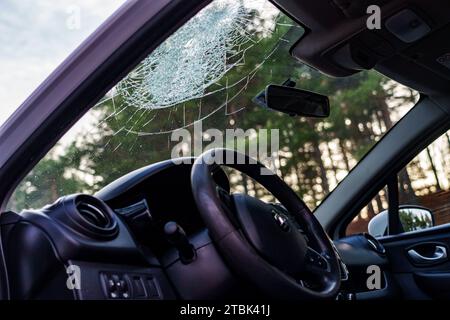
<box><xmin>191</xmin><ymin>149</ymin><xmax>341</xmax><ymax>299</ymax></box>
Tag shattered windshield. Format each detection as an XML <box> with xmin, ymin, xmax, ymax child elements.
<box><xmin>8</xmin><ymin>0</ymin><xmax>417</xmax><ymax>212</ymax></box>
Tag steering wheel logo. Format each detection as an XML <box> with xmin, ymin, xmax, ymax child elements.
<box><xmin>271</xmin><ymin>210</ymin><xmax>291</xmax><ymax>232</ymax></box>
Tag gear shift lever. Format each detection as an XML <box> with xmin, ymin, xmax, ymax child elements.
<box><xmin>164</xmin><ymin>221</ymin><xmax>196</xmax><ymax>264</ymax></box>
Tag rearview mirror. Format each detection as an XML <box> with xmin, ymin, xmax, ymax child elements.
<box><xmin>265</xmin><ymin>85</ymin><xmax>330</xmax><ymax>118</ymax></box>
<box><xmin>368</xmin><ymin>205</ymin><xmax>435</xmax><ymax>238</ymax></box>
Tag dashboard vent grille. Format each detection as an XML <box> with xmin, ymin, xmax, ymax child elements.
<box><xmin>46</xmin><ymin>194</ymin><xmax>119</xmax><ymax>240</ymax></box>
<box><xmin>77</xmin><ymin>202</ymin><xmax>110</xmax><ymax>228</ymax></box>
<box><xmin>68</xmin><ymin>195</ymin><xmax>118</xmax><ymax>239</ymax></box>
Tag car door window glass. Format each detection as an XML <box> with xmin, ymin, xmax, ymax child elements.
<box><xmin>346</xmin><ymin>129</ymin><xmax>450</xmax><ymax>236</ymax></box>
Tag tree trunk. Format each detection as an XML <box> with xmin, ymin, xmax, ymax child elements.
<box><xmin>398</xmin><ymin>168</ymin><xmax>416</xmax><ymax>203</ymax></box>
<box><xmin>445</xmin><ymin>133</ymin><xmax>450</xmax><ymax>181</ymax></box>
<box><xmin>242</xmin><ymin>173</ymin><xmax>249</xmax><ymax>195</ymax></box>
<box><xmin>310</xmin><ymin>179</ymin><xmax>318</xmax><ymax>207</ymax></box>
<box><xmin>325</xmin><ymin>141</ymin><xmax>338</xmax><ymax>186</ymax></box>
<box><xmin>296</xmin><ymin>165</ymin><xmax>304</xmax><ymax>198</ymax></box>
<box><xmin>339</xmin><ymin>139</ymin><xmax>351</xmax><ymax>173</ymax></box>
<box><xmin>426</xmin><ymin>147</ymin><xmax>442</xmax><ymax>191</ymax></box>
<box><xmin>306</xmin><ymin>119</ymin><xmax>329</xmax><ymax>195</ymax></box>
<box><xmin>375</xmin><ymin>111</ymin><xmax>386</xmax><ymax>135</ymax></box>
<box><xmin>375</xmin><ymin>194</ymin><xmax>385</xmax><ymax>213</ymax></box>
<box><xmin>378</xmin><ymin>98</ymin><xmax>393</xmax><ymax>130</ymax></box>
<box><xmin>367</xmin><ymin>201</ymin><xmax>376</xmax><ymax>220</ymax></box>
<box><xmin>310</xmin><ymin>141</ymin><xmax>330</xmax><ymax>195</ymax></box>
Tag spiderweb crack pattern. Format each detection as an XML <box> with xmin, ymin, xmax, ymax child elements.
<box><xmin>116</xmin><ymin>0</ymin><xmax>250</xmax><ymax>110</ymax></box>
<box><xmin>93</xmin><ymin>0</ymin><xmax>296</xmax><ymax>140</ymax></box>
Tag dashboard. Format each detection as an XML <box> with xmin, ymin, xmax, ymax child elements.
<box><xmin>97</xmin><ymin>159</ymin><xmax>230</xmax><ymax>256</ymax></box>
<box><xmin>0</xmin><ymin>159</ymin><xmax>395</xmax><ymax>300</ymax></box>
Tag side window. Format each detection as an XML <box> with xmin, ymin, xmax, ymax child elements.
<box><xmin>346</xmin><ymin>130</ymin><xmax>450</xmax><ymax>236</ymax></box>
<box><xmin>346</xmin><ymin>187</ymin><xmax>388</xmax><ymax>235</ymax></box>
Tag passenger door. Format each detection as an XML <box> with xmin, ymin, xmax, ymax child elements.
<box><xmin>346</xmin><ymin>130</ymin><xmax>450</xmax><ymax>299</ymax></box>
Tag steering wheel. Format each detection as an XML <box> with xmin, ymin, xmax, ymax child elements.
<box><xmin>191</xmin><ymin>149</ymin><xmax>342</xmax><ymax>299</ymax></box>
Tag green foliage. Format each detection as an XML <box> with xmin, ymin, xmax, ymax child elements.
<box><xmin>8</xmin><ymin>7</ymin><xmax>415</xmax><ymax>212</ymax></box>
<box><xmin>9</xmin><ymin>146</ymin><xmax>89</xmax><ymax>210</ymax></box>
<box><xmin>399</xmin><ymin>209</ymin><xmax>433</xmax><ymax>232</ymax></box>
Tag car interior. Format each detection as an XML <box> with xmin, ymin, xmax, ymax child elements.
<box><xmin>0</xmin><ymin>0</ymin><xmax>449</xmax><ymax>300</ymax></box>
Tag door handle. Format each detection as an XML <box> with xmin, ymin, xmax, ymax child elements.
<box><xmin>408</xmin><ymin>246</ymin><xmax>447</xmax><ymax>265</ymax></box>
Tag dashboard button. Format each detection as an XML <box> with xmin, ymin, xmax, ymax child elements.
<box><xmin>102</xmin><ymin>273</ymin><xmax>131</xmax><ymax>299</ymax></box>
<box><xmin>132</xmin><ymin>276</ymin><xmax>147</xmax><ymax>298</ymax></box>
<box><xmin>110</xmin><ymin>291</ymin><xmax>119</xmax><ymax>299</ymax></box>
<box><xmin>107</xmin><ymin>279</ymin><xmax>116</xmax><ymax>291</ymax></box>
<box><xmin>145</xmin><ymin>278</ymin><xmax>160</xmax><ymax>299</ymax></box>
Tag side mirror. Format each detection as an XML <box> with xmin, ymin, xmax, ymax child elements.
<box><xmin>265</xmin><ymin>85</ymin><xmax>330</xmax><ymax>118</ymax></box>
<box><xmin>368</xmin><ymin>205</ymin><xmax>435</xmax><ymax>238</ymax></box>
<box><xmin>367</xmin><ymin>210</ymin><xmax>388</xmax><ymax>238</ymax></box>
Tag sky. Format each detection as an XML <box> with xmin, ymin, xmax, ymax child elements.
<box><xmin>0</xmin><ymin>0</ymin><xmax>126</xmax><ymax>127</ymax></box>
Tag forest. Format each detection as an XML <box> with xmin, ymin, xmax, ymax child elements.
<box><xmin>8</xmin><ymin>0</ymin><xmax>449</xmax><ymax>232</ymax></box>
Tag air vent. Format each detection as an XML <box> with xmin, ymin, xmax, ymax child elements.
<box><xmin>47</xmin><ymin>194</ymin><xmax>119</xmax><ymax>240</ymax></box>
<box><xmin>77</xmin><ymin>202</ymin><xmax>110</xmax><ymax>228</ymax></box>
<box><xmin>73</xmin><ymin>196</ymin><xmax>118</xmax><ymax>239</ymax></box>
